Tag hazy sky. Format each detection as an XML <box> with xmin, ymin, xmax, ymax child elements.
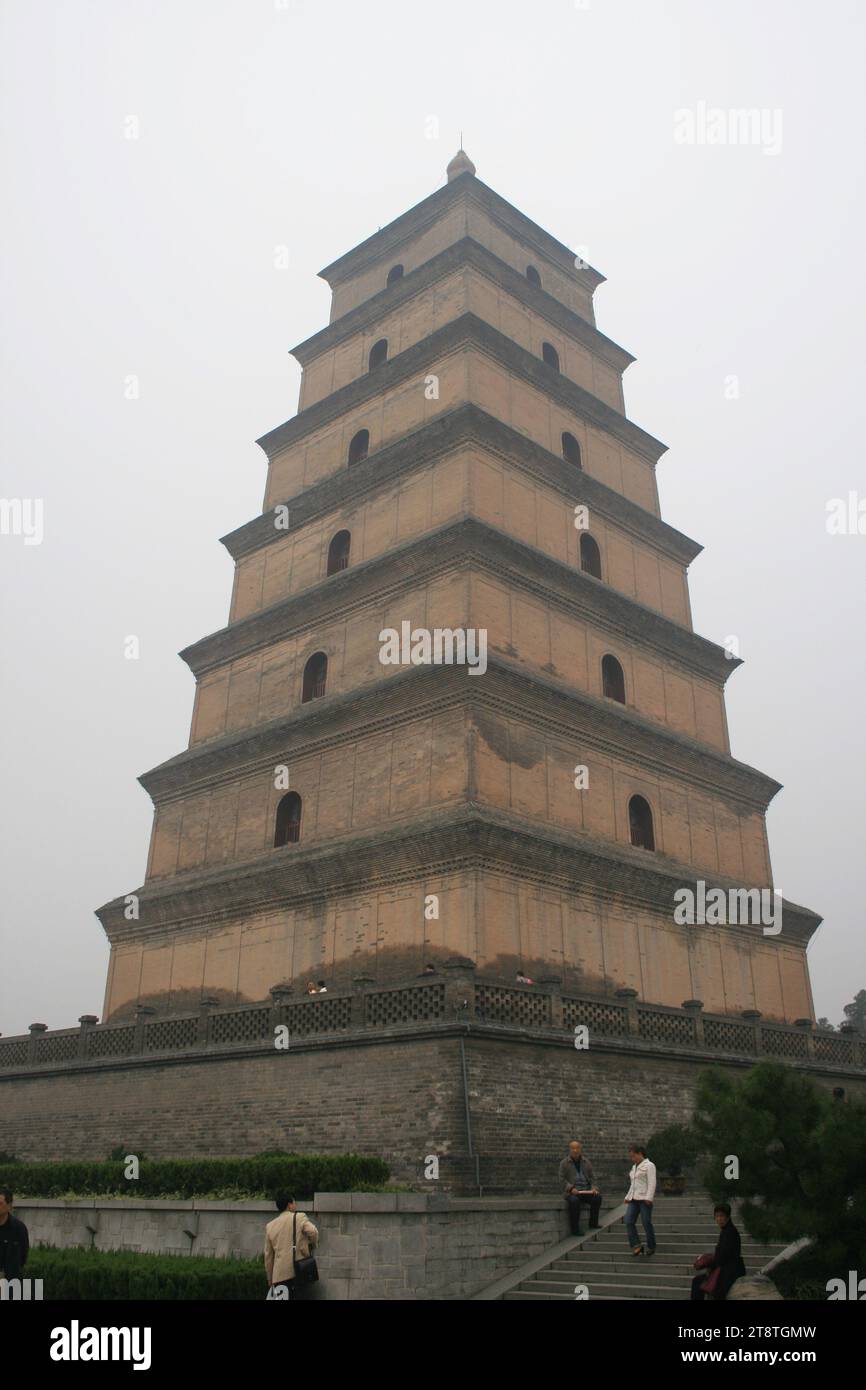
<box><xmin>2</xmin><ymin>0</ymin><xmax>864</xmax><ymax>1036</ymax></box>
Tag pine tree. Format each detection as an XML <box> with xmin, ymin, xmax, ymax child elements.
<box><xmin>842</xmin><ymin>989</ymin><xmax>866</xmax><ymax>1031</ymax></box>
<box><xmin>690</xmin><ymin>1061</ymin><xmax>866</xmax><ymax>1270</ymax></box>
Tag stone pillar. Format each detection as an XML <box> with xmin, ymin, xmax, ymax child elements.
<box><xmin>839</xmin><ymin>1021</ymin><xmax>861</xmax><ymax>1065</ymax></box>
<box><xmin>615</xmin><ymin>987</ymin><xmax>639</xmax><ymax>1036</ymax></box>
<box><xmin>682</xmin><ymin>999</ymin><xmax>705</xmax><ymax>1047</ymax></box>
<box><xmin>741</xmin><ymin>1009</ymin><xmax>762</xmax><ymax>1055</ymax></box>
<box><xmin>197</xmin><ymin>996</ymin><xmax>221</xmax><ymax>1046</ymax></box>
<box><xmin>541</xmin><ymin>977</ymin><xmax>562</xmax><ymax>1028</ymax></box>
<box><xmin>133</xmin><ymin>1006</ymin><xmax>156</xmax><ymax>1053</ymax></box>
<box><xmin>351</xmin><ymin>977</ymin><xmax>375</xmax><ymax>1030</ymax></box>
<box><xmin>443</xmin><ymin>958</ymin><xmax>476</xmax><ymax>1019</ymax></box>
<box><xmin>793</xmin><ymin>1017</ymin><xmax>815</xmax><ymax>1060</ymax></box>
<box><xmin>27</xmin><ymin>1022</ymin><xmax>47</xmax><ymax>1064</ymax></box>
<box><xmin>77</xmin><ymin>1014</ymin><xmax>98</xmax><ymax>1061</ymax></box>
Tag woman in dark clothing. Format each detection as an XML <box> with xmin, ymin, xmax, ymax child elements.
<box><xmin>691</xmin><ymin>1203</ymin><xmax>747</xmax><ymax>1300</ymax></box>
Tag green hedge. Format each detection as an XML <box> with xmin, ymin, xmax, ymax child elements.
<box><xmin>2</xmin><ymin>1153</ymin><xmax>388</xmax><ymax>1199</ymax></box>
<box><xmin>26</xmin><ymin>1246</ymin><xmax>263</xmax><ymax>1300</ymax></box>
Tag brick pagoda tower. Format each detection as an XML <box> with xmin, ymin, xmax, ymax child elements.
<box><xmin>97</xmin><ymin>149</ymin><xmax>819</xmax><ymax>1028</ymax></box>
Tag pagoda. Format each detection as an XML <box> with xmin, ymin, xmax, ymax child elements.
<box><xmin>97</xmin><ymin>151</ymin><xmax>819</xmax><ymax>1027</ymax></box>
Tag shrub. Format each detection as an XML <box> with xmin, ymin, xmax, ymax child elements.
<box><xmin>26</xmin><ymin>1245</ymin><xmax>263</xmax><ymax>1300</ymax></box>
<box><xmin>646</xmin><ymin>1123</ymin><xmax>700</xmax><ymax>1177</ymax></box>
<box><xmin>107</xmin><ymin>1146</ymin><xmax>147</xmax><ymax>1163</ymax></box>
<box><xmin>0</xmin><ymin>1153</ymin><xmax>389</xmax><ymax>1200</ymax></box>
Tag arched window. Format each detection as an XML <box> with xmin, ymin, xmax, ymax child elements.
<box><xmin>629</xmin><ymin>795</ymin><xmax>655</xmax><ymax>852</ymax></box>
<box><xmin>302</xmin><ymin>652</ymin><xmax>328</xmax><ymax>703</ymax></box>
<box><xmin>602</xmin><ymin>654</ymin><xmax>626</xmax><ymax>704</ymax></box>
<box><xmin>561</xmin><ymin>432</ymin><xmax>582</xmax><ymax>469</ymax></box>
<box><xmin>274</xmin><ymin>792</ymin><xmax>302</xmax><ymax>847</ymax></box>
<box><xmin>526</xmin><ymin>264</ymin><xmax>542</xmax><ymax>288</ymax></box>
<box><xmin>542</xmin><ymin>342</ymin><xmax>560</xmax><ymax>371</ymax></box>
<box><xmin>326</xmin><ymin>529</ymin><xmax>351</xmax><ymax>576</ymax></box>
<box><xmin>386</xmin><ymin>264</ymin><xmax>404</xmax><ymax>286</ymax></box>
<box><xmin>580</xmin><ymin>533</ymin><xmax>602</xmax><ymax>580</ymax></box>
<box><xmin>348</xmin><ymin>429</ymin><xmax>369</xmax><ymax>465</ymax></box>
<box><xmin>368</xmin><ymin>338</ymin><xmax>388</xmax><ymax>371</ymax></box>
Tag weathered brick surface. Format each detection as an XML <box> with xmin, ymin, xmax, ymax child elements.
<box><xmin>3</xmin><ymin>1032</ymin><xmax>862</xmax><ymax>1194</ymax></box>
<box><xmin>2</xmin><ymin>1037</ymin><xmax>465</xmax><ymax>1173</ymax></box>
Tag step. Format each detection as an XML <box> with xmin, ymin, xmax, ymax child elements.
<box><xmin>547</xmin><ymin>1259</ymin><xmax>774</xmax><ymax>1276</ymax></box>
<box><xmin>530</xmin><ymin>1267</ymin><xmax>692</xmax><ymax>1285</ymax></box>
<box><xmin>570</xmin><ymin>1237</ymin><xmax>783</xmax><ymax>1252</ymax></box>
<box><xmin>505</xmin><ymin>1291</ymin><xmax>638</xmax><ymax>1301</ymax></box>
<box><xmin>549</xmin><ymin>1259</ymin><xmax>716</xmax><ymax>1274</ymax></box>
<box><xmin>512</xmin><ymin>1279</ymin><xmax>687</xmax><ymax>1299</ymax></box>
<box><xmin>606</xmin><ymin>1218</ymin><xmax>763</xmax><ymax>1228</ymax></box>
<box><xmin>561</xmin><ymin>1233</ymin><xmax>782</xmax><ymax>1246</ymax></box>
<box><xmin>528</xmin><ymin>1273</ymin><xmax>692</xmax><ymax>1289</ymax></box>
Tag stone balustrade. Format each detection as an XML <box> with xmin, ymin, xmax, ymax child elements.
<box><xmin>1</xmin><ymin>966</ymin><xmax>863</xmax><ymax>1074</ymax></box>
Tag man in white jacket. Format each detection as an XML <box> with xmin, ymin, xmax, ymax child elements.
<box><xmin>624</xmin><ymin>1144</ymin><xmax>657</xmax><ymax>1256</ymax></box>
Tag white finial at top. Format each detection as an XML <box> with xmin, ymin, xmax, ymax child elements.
<box><xmin>446</xmin><ymin>148</ymin><xmax>476</xmax><ymax>182</ymax></box>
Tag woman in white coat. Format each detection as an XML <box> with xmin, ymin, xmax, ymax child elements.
<box><xmin>624</xmin><ymin>1144</ymin><xmax>657</xmax><ymax>1255</ymax></box>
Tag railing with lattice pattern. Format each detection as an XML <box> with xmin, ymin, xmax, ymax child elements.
<box><xmin>1</xmin><ymin>979</ymin><xmax>864</xmax><ymax>1073</ymax></box>
<box><xmin>760</xmin><ymin>1027</ymin><xmax>810</xmax><ymax>1058</ymax></box>
<box><xmin>209</xmin><ymin>1007</ymin><xmax>270</xmax><ymax>1045</ymax></box>
<box><xmin>280</xmin><ymin>996</ymin><xmax>353</xmax><ymax>1036</ymax></box>
<box><xmin>0</xmin><ymin>1040</ymin><xmax>29</xmax><ymax>1067</ymax></box>
<box><xmin>814</xmin><ymin>1033</ymin><xmax>856</xmax><ymax>1065</ymax></box>
<box><xmin>86</xmin><ymin>1027</ymin><xmax>137</xmax><ymax>1059</ymax></box>
<box><xmin>562</xmin><ymin>997</ymin><xmax>628</xmax><ymax>1036</ymax></box>
<box><xmin>474</xmin><ymin>985</ymin><xmax>551</xmax><ymax>1027</ymax></box>
<box><xmin>703</xmin><ymin>1018</ymin><xmax>756</xmax><ymax>1054</ymax></box>
<box><xmin>365</xmin><ymin>984</ymin><xmax>446</xmax><ymax>1027</ymax></box>
<box><xmin>32</xmin><ymin>1032</ymin><xmax>79</xmax><ymax>1064</ymax></box>
<box><xmin>637</xmin><ymin>1008</ymin><xmax>698</xmax><ymax>1046</ymax></box>
<box><xmin>144</xmin><ymin>1017</ymin><xmax>198</xmax><ymax>1052</ymax></box>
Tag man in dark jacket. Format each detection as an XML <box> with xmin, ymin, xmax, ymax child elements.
<box><xmin>691</xmin><ymin>1203</ymin><xmax>746</xmax><ymax>1300</ymax></box>
<box><xmin>558</xmin><ymin>1140</ymin><xmax>602</xmax><ymax>1236</ymax></box>
<box><xmin>0</xmin><ymin>1188</ymin><xmax>29</xmax><ymax>1282</ymax></box>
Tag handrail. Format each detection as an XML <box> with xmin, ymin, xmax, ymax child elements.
<box><xmin>1</xmin><ymin>974</ymin><xmax>862</xmax><ymax>1073</ymax></box>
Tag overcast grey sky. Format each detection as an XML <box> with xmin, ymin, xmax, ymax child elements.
<box><xmin>2</xmin><ymin>0</ymin><xmax>864</xmax><ymax>1036</ymax></box>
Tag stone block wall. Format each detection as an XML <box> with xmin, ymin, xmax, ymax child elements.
<box><xmin>15</xmin><ymin>1195</ymin><xmax>566</xmax><ymax>1301</ymax></box>
<box><xmin>3</xmin><ymin>1004</ymin><xmax>864</xmax><ymax>1196</ymax></box>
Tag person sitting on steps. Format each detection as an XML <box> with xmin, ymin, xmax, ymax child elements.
<box><xmin>558</xmin><ymin>1139</ymin><xmax>602</xmax><ymax>1236</ymax></box>
<box><xmin>691</xmin><ymin>1202</ymin><xmax>746</xmax><ymax>1301</ymax></box>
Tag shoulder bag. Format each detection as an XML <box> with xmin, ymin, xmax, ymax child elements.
<box><xmin>293</xmin><ymin>1211</ymin><xmax>319</xmax><ymax>1286</ymax></box>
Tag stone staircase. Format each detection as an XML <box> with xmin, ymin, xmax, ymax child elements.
<box><xmin>502</xmin><ymin>1197</ymin><xmax>788</xmax><ymax>1300</ymax></box>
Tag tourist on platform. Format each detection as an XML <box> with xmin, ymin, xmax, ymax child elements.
<box><xmin>624</xmin><ymin>1144</ymin><xmax>657</xmax><ymax>1256</ymax></box>
<box><xmin>264</xmin><ymin>1192</ymin><xmax>319</xmax><ymax>1301</ymax></box>
<box><xmin>316</xmin><ymin>981</ymin><xmax>328</xmax><ymax>993</ymax></box>
<box><xmin>691</xmin><ymin>1203</ymin><xmax>746</xmax><ymax>1300</ymax></box>
<box><xmin>0</xmin><ymin>1189</ymin><xmax>29</xmax><ymax>1282</ymax></box>
<box><xmin>515</xmin><ymin>971</ymin><xmax>535</xmax><ymax>985</ymax></box>
<box><xmin>558</xmin><ymin>1140</ymin><xmax>602</xmax><ymax>1235</ymax></box>
<box><xmin>305</xmin><ymin>981</ymin><xmax>318</xmax><ymax>995</ymax></box>
<box><xmin>421</xmin><ymin>963</ymin><xmax>436</xmax><ymax>975</ymax></box>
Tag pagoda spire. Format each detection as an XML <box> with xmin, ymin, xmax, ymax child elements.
<box><xmin>446</xmin><ymin>147</ymin><xmax>476</xmax><ymax>181</ymax></box>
